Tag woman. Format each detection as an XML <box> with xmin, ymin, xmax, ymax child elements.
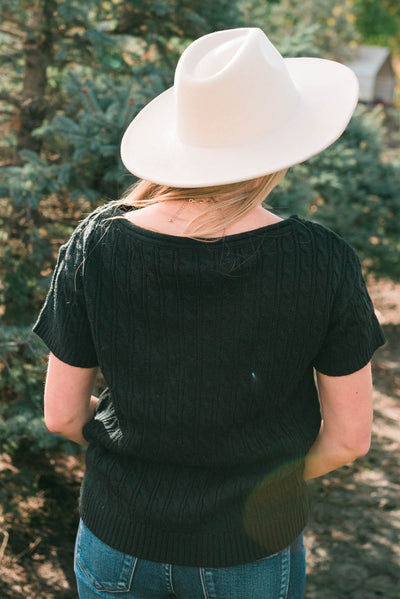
<box><xmin>33</xmin><ymin>28</ymin><xmax>385</xmax><ymax>599</ymax></box>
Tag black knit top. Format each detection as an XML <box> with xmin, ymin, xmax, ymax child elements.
<box><xmin>33</xmin><ymin>204</ymin><xmax>385</xmax><ymax>567</ymax></box>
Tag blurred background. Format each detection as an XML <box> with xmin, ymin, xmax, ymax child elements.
<box><xmin>0</xmin><ymin>1</ymin><xmax>399</xmax><ymax>597</ymax></box>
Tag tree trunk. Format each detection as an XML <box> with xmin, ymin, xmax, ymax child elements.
<box><xmin>17</xmin><ymin>3</ymin><xmax>53</xmax><ymax>153</ymax></box>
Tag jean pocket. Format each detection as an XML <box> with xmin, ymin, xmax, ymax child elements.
<box><xmin>75</xmin><ymin>519</ymin><xmax>137</xmax><ymax>592</ymax></box>
<box><xmin>202</xmin><ymin>547</ymin><xmax>290</xmax><ymax>599</ymax></box>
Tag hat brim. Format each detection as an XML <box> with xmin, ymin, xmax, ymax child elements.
<box><xmin>120</xmin><ymin>57</ymin><xmax>359</xmax><ymax>188</ymax></box>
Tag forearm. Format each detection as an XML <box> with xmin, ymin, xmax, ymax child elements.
<box><xmin>303</xmin><ymin>421</ymin><xmax>369</xmax><ymax>481</ymax></box>
<box><xmin>48</xmin><ymin>395</ymin><xmax>99</xmax><ymax>447</ymax></box>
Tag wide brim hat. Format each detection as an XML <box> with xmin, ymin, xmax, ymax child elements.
<box><xmin>121</xmin><ymin>28</ymin><xmax>359</xmax><ymax>188</ymax></box>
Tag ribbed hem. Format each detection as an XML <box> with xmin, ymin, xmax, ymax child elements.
<box><xmin>79</xmin><ymin>472</ymin><xmax>310</xmax><ymax>567</ymax></box>
<box><xmin>32</xmin><ymin>312</ymin><xmax>98</xmax><ymax>367</ymax></box>
<box><xmin>314</xmin><ymin>325</ymin><xmax>385</xmax><ymax>376</ymax></box>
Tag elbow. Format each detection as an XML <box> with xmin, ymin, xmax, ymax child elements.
<box><xmin>44</xmin><ymin>416</ymin><xmax>63</xmax><ymax>434</ymax></box>
<box><xmin>324</xmin><ymin>417</ymin><xmax>372</xmax><ymax>462</ymax></box>
<box><xmin>44</xmin><ymin>413</ymin><xmax>75</xmax><ymax>435</ymax></box>
<box><xmin>354</xmin><ymin>436</ymin><xmax>371</xmax><ymax>459</ymax></box>
<box><xmin>343</xmin><ymin>433</ymin><xmax>371</xmax><ymax>460</ymax></box>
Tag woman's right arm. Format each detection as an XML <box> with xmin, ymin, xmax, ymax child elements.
<box><xmin>303</xmin><ymin>363</ymin><xmax>373</xmax><ymax>481</ymax></box>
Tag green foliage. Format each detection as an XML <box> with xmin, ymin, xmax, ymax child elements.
<box><xmin>241</xmin><ymin>0</ymin><xmax>360</xmax><ymax>60</ymax></box>
<box><xmin>270</xmin><ymin>106</ymin><xmax>400</xmax><ymax>280</ymax></box>
<box><xmin>33</xmin><ymin>65</ymin><xmax>167</xmax><ymax>201</ymax></box>
<box><xmin>353</xmin><ymin>0</ymin><xmax>400</xmax><ymax>50</ymax></box>
<box><xmin>0</xmin><ymin>207</ymin><xmax>55</xmax><ymax>324</ymax></box>
<box><xmin>0</xmin><ymin>327</ymin><xmax>78</xmax><ymax>454</ymax></box>
<box><xmin>0</xmin><ymin>0</ymin><xmax>245</xmax><ymax>456</ymax></box>
<box><xmin>112</xmin><ymin>0</ymin><xmax>243</xmax><ymax>39</ymax></box>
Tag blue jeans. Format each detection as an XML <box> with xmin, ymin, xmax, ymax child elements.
<box><xmin>74</xmin><ymin>519</ymin><xmax>306</xmax><ymax>599</ymax></box>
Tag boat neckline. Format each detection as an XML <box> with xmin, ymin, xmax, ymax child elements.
<box><xmin>113</xmin><ymin>206</ymin><xmax>300</xmax><ymax>245</ymax></box>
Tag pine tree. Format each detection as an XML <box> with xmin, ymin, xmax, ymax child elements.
<box><xmin>0</xmin><ymin>0</ymin><xmax>244</xmax><ymax>454</ymax></box>
<box><xmin>0</xmin><ymin>0</ymin><xmax>111</xmax><ymax>155</ymax></box>
<box><xmin>0</xmin><ymin>0</ymin><xmax>243</xmax><ymax>324</ymax></box>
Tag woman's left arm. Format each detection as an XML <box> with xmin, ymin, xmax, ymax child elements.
<box><xmin>44</xmin><ymin>352</ymin><xmax>99</xmax><ymax>447</ymax></box>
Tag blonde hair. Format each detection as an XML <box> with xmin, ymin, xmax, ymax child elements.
<box><xmin>108</xmin><ymin>169</ymin><xmax>287</xmax><ymax>240</ymax></box>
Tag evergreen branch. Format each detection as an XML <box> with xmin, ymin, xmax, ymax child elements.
<box><xmin>0</xmin><ymin>93</ymin><xmax>21</xmax><ymax>108</ymax></box>
<box><xmin>0</xmin><ymin>336</ymin><xmax>36</xmax><ymax>356</ymax></box>
<box><xmin>0</xmin><ymin>25</ymin><xmax>25</xmax><ymax>40</ymax></box>
<box><xmin>0</xmin><ymin>339</ymin><xmax>30</xmax><ymax>349</ymax></box>
<box><xmin>0</xmin><ymin>11</ymin><xmax>25</xmax><ymax>29</ymax></box>
<box><xmin>57</xmin><ymin>31</ymin><xmax>91</xmax><ymax>45</ymax></box>
<box><xmin>122</xmin><ymin>98</ymin><xmax>136</xmax><ymax>129</ymax></box>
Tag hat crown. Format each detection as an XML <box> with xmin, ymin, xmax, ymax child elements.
<box><xmin>174</xmin><ymin>28</ymin><xmax>300</xmax><ymax>148</ymax></box>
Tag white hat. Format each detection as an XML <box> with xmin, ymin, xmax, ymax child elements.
<box><xmin>120</xmin><ymin>28</ymin><xmax>359</xmax><ymax>188</ymax></box>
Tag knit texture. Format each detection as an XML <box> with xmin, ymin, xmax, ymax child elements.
<box><xmin>33</xmin><ymin>204</ymin><xmax>385</xmax><ymax>566</ymax></box>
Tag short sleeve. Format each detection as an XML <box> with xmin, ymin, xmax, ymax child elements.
<box><xmin>313</xmin><ymin>244</ymin><xmax>385</xmax><ymax>376</ymax></box>
<box><xmin>32</xmin><ymin>219</ymin><xmax>98</xmax><ymax>368</ymax></box>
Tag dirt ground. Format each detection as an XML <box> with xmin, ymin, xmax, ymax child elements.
<box><xmin>0</xmin><ymin>278</ymin><xmax>399</xmax><ymax>599</ymax></box>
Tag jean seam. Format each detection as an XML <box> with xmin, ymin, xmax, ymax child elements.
<box><xmin>279</xmin><ymin>547</ymin><xmax>290</xmax><ymax>599</ymax></box>
<box><xmin>75</xmin><ymin>520</ymin><xmax>138</xmax><ymax>593</ymax></box>
<box><xmin>127</xmin><ymin>557</ymin><xmax>138</xmax><ymax>593</ymax></box>
<box><xmin>200</xmin><ymin>568</ymin><xmax>217</xmax><ymax>599</ymax></box>
<box><xmin>75</xmin><ymin>558</ymin><xmax>136</xmax><ymax>593</ymax></box>
<box><xmin>199</xmin><ymin>569</ymin><xmax>207</xmax><ymax>599</ymax></box>
<box><xmin>164</xmin><ymin>563</ymin><xmax>175</xmax><ymax>595</ymax></box>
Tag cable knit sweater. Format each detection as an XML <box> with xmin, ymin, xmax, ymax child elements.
<box><xmin>33</xmin><ymin>204</ymin><xmax>385</xmax><ymax>567</ymax></box>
